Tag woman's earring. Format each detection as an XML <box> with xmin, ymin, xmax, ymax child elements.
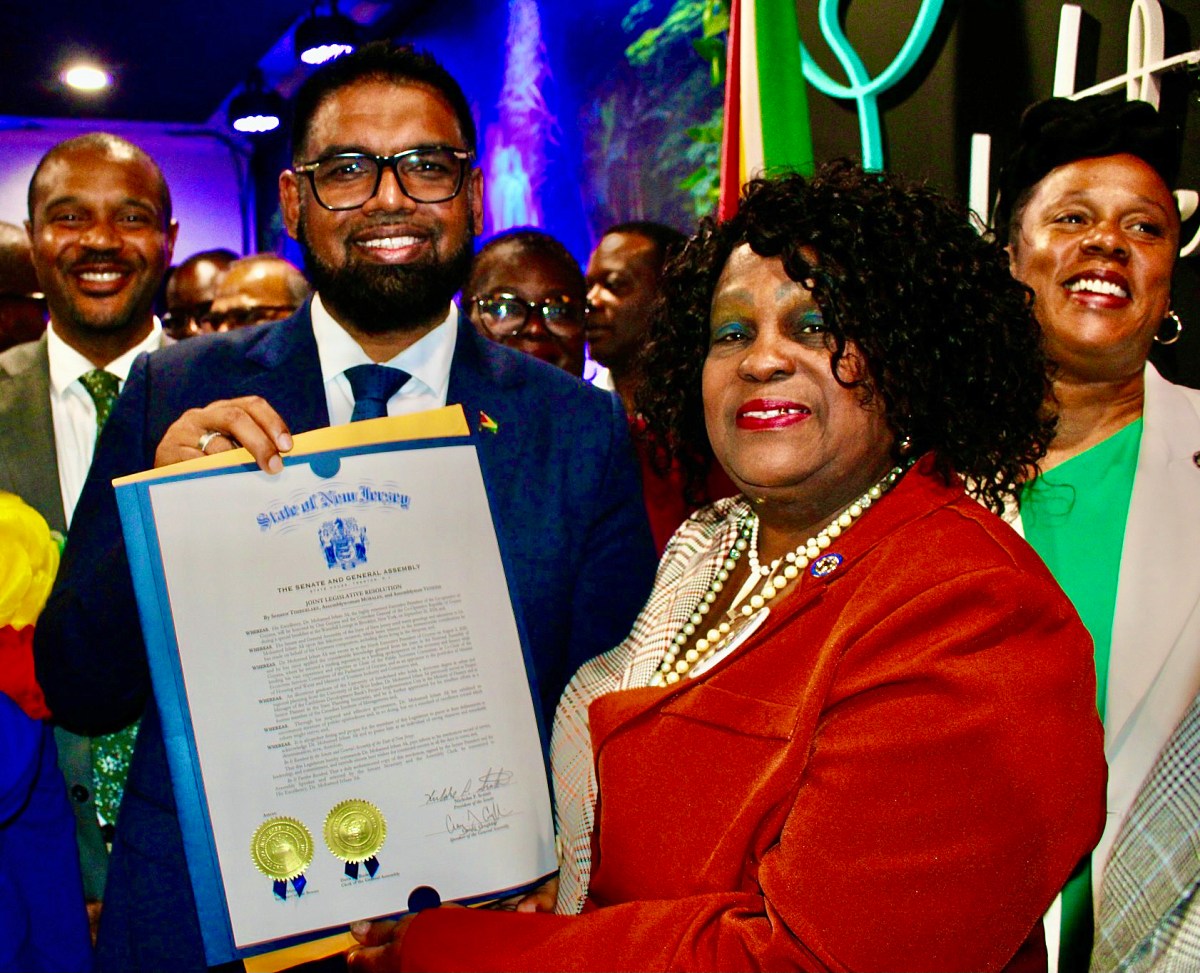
<box><xmin>1155</xmin><ymin>310</ymin><xmax>1183</xmax><ymax>346</ymax></box>
<box><xmin>897</xmin><ymin>434</ymin><xmax>914</xmax><ymax>458</ymax></box>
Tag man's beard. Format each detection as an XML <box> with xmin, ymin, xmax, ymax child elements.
<box><xmin>298</xmin><ymin>216</ymin><xmax>475</xmax><ymax>335</ymax></box>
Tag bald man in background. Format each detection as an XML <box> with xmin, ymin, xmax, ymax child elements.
<box><xmin>162</xmin><ymin>248</ymin><xmax>236</xmax><ymax>341</ymax></box>
<box><xmin>204</xmin><ymin>253</ymin><xmax>309</xmax><ymax>332</ymax></box>
<box><xmin>0</xmin><ymin>220</ymin><xmax>47</xmax><ymax>352</ymax></box>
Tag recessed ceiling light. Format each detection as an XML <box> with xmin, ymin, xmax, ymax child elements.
<box><xmin>62</xmin><ymin>64</ymin><xmax>111</xmax><ymax>92</ymax></box>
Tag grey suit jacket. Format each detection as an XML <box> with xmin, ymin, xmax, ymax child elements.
<box><xmin>0</xmin><ymin>336</ymin><xmax>109</xmax><ymax>900</ymax></box>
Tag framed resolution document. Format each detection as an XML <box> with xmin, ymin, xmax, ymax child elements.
<box><xmin>113</xmin><ymin>406</ymin><xmax>555</xmax><ymax>966</ymax></box>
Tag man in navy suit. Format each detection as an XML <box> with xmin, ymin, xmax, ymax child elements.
<box><xmin>35</xmin><ymin>42</ymin><xmax>656</xmax><ymax>972</ymax></box>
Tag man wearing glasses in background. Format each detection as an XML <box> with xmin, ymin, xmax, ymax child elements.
<box><xmin>161</xmin><ymin>248</ymin><xmax>236</xmax><ymax>341</ymax></box>
<box><xmin>465</xmin><ymin>228</ymin><xmax>588</xmax><ymax>378</ymax></box>
<box><xmin>203</xmin><ymin>253</ymin><xmax>310</xmax><ymax>332</ymax></box>
<box><xmin>35</xmin><ymin>41</ymin><xmax>656</xmax><ymax>973</ymax></box>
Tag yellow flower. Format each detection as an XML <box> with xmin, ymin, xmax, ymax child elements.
<box><xmin>0</xmin><ymin>492</ymin><xmax>61</xmax><ymax>629</ymax></box>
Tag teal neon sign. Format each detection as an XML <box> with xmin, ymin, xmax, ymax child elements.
<box><xmin>798</xmin><ymin>0</ymin><xmax>946</xmax><ymax>171</ymax></box>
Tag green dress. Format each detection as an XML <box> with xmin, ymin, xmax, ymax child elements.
<box><xmin>1019</xmin><ymin>417</ymin><xmax>1142</xmax><ymax>972</ymax></box>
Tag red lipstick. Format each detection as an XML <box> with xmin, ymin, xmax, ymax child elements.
<box><xmin>1062</xmin><ymin>268</ymin><xmax>1132</xmax><ymax>309</ymax></box>
<box><xmin>735</xmin><ymin>398</ymin><xmax>812</xmax><ymax>430</ymax></box>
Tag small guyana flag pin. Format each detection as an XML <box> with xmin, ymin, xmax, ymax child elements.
<box><xmin>478</xmin><ymin>411</ymin><xmax>499</xmax><ymax>434</ymax></box>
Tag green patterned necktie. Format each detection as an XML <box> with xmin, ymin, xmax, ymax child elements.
<box><xmin>79</xmin><ymin>368</ymin><xmax>121</xmax><ymax>434</ymax></box>
<box><xmin>78</xmin><ymin>368</ymin><xmax>140</xmax><ymax>834</ymax></box>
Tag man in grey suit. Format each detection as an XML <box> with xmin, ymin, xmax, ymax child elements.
<box><xmin>0</xmin><ymin>131</ymin><xmax>177</xmax><ymax>930</ymax></box>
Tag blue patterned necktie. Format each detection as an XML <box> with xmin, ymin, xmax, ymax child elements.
<box><xmin>344</xmin><ymin>364</ymin><xmax>410</xmax><ymax>421</ymax></box>
<box><xmin>78</xmin><ymin>368</ymin><xmax>141</xmax><ymax>835</ymax></box>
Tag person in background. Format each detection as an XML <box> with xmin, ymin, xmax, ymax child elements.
<box><xmin>584</xmin><ymin>221</ymin><xmax>734</xmax><ymax>550</ymax></box>
<box><xmin>34</xmin><ymin>42</ymin><xmax>655</xmax><ymax>973</ymax></box>
<box><xmin>0</xmin><ymin>132</ymin><xmax>176</xmax><ymax>941</ymax></box>
<box><xmin>466</xmin><ymin>226</ymin><xmax>725</xmax><ymax>549</ymax></box>
<box><xmin>202</xmin><ymin>252</ymin><xmax>310</xmax><ymax>332</ymax></box>
<box><xmin>346</xmin><ymin>163</ymin><xmax>1106</xmax><ymax>973</ymax></box>
<box><xmin>204</xmin><ymin>253</ymin><xmax>312</xmax><ymax>333</ymax></box>
<box><xmin>161</xmin><ymin>248</ymin><xmax>235</xmax><ymax>341</ymax></box>
<box><xmin>585</xmin><ymin>220</ymin><xmax>685</xmax><ymax>415</ymax></box>
<box><xmin>0</xmin><ymin>220</ymin><xmax>47</xmax><ymax>352</ymax></box>
<box><xmin>466</xmin><ymin>228</ymin><xmax>587</xmax><ymax>378</ymax></box>
<box><xmin>994</xmin><ymin>94</ymin><xmax>1200</xmax><ymax>973</ymax></box>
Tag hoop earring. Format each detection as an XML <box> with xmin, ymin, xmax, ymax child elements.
<box><xmin>1155</xmin><ymin>310</ymin><xmax>1183</xmax><ymax>346</ymax></box>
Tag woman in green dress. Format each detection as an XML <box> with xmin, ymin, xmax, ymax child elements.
<box><xmin>994</xmin><ymin>94</ymin><xmax>1200</xmax><ymax>973</ymax></box>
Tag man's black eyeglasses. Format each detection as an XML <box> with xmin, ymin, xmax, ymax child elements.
<box><xmin>292</xmin><ymin>147</ymin><xmax>473</xmax><ymax>211</ymax></box>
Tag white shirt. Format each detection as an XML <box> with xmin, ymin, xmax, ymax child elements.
<box><xmin>309</xmin><ymin>293</ymin><xmax>457</xmax><ymax>426</ymax></box>
<box><xmin>47</xmin><ymin>320</ymin><xmax>164</xmax><ymax>525</ymax></box>
<box><xmin>586</xmin><ymin>361</ymin><xmax>614</xmax><ymax>391</ymax></box>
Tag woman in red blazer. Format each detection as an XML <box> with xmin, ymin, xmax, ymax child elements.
<box><xmin>349</xmin><ymin>163</ymin><xmax>1107</xmax><ymax>972</ymax></box>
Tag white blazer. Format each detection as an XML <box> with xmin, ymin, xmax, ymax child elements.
<box><xmin>1013</xmin><ymin>363</ymin><xmax>1200</xmax><ymax>892</ymax></box>
<box><xmin>1102</xmin><ymin>364</ymin><xmax>1200</xmax><ymax>874</ymax></box>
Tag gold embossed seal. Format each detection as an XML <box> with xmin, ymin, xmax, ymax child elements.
<box><xmin>324</xmin><ymin>798</ymin><xmax>387</xmax><ymax>864</ymax></box>
<box><xmin>250</xmin><ymin>817</ymin><xmax>314</xmax><ymax>881</ymax></box>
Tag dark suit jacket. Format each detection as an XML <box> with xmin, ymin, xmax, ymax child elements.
<box><xmin>34</xmin><ymin>306</ymin><xmax>657</xmax><ymax>971</ymax></box>
<box><xmin>0</xmin><ymin>336</ymin><xmax>111</xmax><ymax>901</ymax></box>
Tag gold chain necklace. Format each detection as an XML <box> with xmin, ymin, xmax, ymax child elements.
<box><xmin>649</xmin><ymin>466</ymin><xmax>905</xmax><ymax>687</ymax></box>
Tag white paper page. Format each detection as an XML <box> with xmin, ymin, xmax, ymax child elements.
<box><xmin>147</xmin><ymin>444</ymin><xmax>554</xmax><ymax>948</ymax></box>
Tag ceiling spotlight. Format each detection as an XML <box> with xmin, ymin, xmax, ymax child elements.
<box><xmin>295</xmin><ymin>0</ymin><xmax>358</xmax><ymax>65</ymax></box>
<box><xmin>62</xmin><ymin>64</ymin><xmax>111</xmax><ymax>92</ymax></box>
<box><xmin>228</xmin><ymin>71</ymin><xmax>285</xmax><ymax>135</ymax></box>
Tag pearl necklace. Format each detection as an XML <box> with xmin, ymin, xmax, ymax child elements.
<box><xmin>649</xmin><ymin>466</ymin><xmax>905</xmax><ymax>687</ymax></box>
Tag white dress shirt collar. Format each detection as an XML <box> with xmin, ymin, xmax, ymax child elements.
<box><xmin>45</xmin><ymin>318</ymin><xmax>164</xmax><ymax>525</ymax></box>
<box><xmin>309</xmin><ymin>293</ymin><xmax>458</xmax><ymax>426</ymax></box>
<box><xmin>46</xmin><ymin>318</ymin><xmax>163</xmax><ymax>396</ymax></box>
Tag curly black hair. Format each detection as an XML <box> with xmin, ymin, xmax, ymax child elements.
<box><xmin>638</xmin><ymin>160</ymin><xmax>1054</xmax><ymax>514</ymax></box>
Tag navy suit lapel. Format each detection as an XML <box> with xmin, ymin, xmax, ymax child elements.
<box><xmin>228</xmin><ymin>305</ymin><xmax>330</xmax><ymax>435</ymax></box>
<box><xmin>447</xmin><ymin>318</ymin><xmax>525</xmax><ymax>477</ymax></box>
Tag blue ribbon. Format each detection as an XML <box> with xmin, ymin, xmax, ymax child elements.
<box><xmin>344</xmin><ymin>856</ymin><xmax>380</xmax><ymax>879</ymax></box>
<box><xmin>272</xmin><ymin>874</ymin><xmax>307</xmax><ymax>900</ymax></box>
